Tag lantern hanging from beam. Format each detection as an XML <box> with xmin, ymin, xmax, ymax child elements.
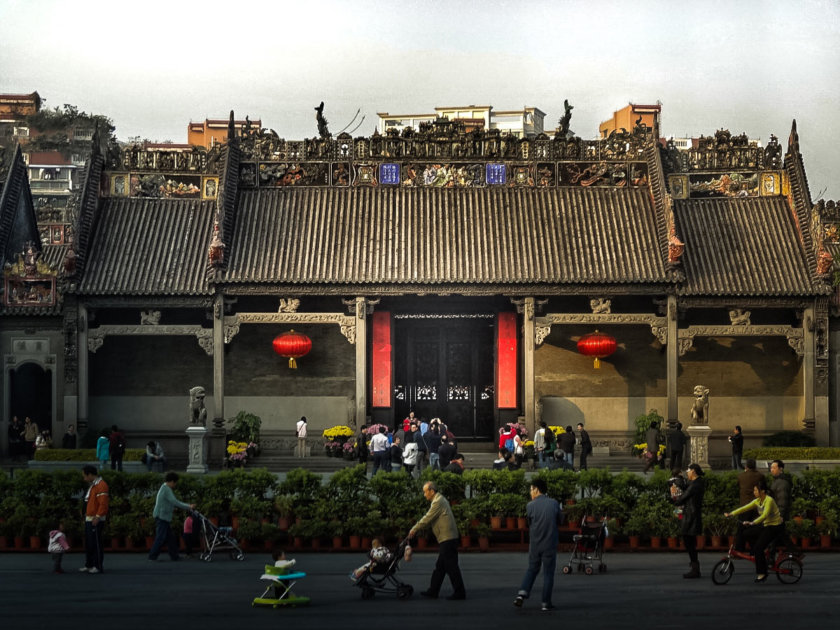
<box><xmin>576</xmin><ymin>330</ymin><xmax>616</xmax><ymax>369</ymax></box>
<box><xmin>272</xmin><ymin>330</ymin><xmax>312</xmax><ymax>369</ymax></box>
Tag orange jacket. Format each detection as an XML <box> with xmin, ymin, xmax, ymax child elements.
<box><xmin>85</xmin><ymin>477</ymin><xmax>110</xmax><ymax>519</ymax></box>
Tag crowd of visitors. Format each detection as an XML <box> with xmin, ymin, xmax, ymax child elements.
<box><xmin>355</xmin><ymin>414</ymin><xmax>467</xmax><ymax>476</ymax></box>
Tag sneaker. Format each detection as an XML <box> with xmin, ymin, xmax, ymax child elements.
<box><xmin>420</xmin><ymin>590</ymin><xmax>438</xmax><ymax>599</ymax></box>
<box><xmin>513</xmin><ymin>596</ymin><xmax>524</xmax><ymax>607</ymax></box>
<box><xmin>88</xmin><ymin>567</ymin><xmax>100</xmax><ymax>574</ymax></box>
<box><xmin>78</xmin><ymin>567</ymin><xmax>90</xmax><ymax>573</ymax></box>
<box><xmin>541</xmin><ymin>603</ymin><xmax>556</xmax><ymax>612</ymax></box>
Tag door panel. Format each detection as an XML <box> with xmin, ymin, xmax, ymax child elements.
<box><xmin>395</xmin><ymin>319</ymin><xmax>495</xmax><ymax>439</ymax></box>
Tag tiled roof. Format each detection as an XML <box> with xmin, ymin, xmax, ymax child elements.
<box><xmin>78</xmin><ymin>198</ymin><xmax>215</xmax><ymax>296</ymax></box>
<box><xmin>223</xmin><ymin>187</ymin><xmax>669</xmax><ymax>288</ymax></box>
<box><xmin>674</xmin><ymin>197</ymin><xmax>819</xmax><ymax>296</ymax></box>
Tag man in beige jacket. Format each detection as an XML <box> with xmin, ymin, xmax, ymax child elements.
<box><xmin>409</xmin><ymin>481</ymin><xmax>466</xmax><ymax>600</ymax></box>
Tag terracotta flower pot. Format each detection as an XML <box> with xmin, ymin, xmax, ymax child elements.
<box><xmin>0</xmin><ymin>535</ymin><xmax>7</xmax><ymax>549</ymax></box>
<box><xmin>478</xmin><ymin>536</ymin><xmax>490</xmax><ymax>552</ymax></box>
<box><xmin>667</xmin><ymin>536</ymin><xmax>679</xmax><ymax>549</ymax></box>
<box><xmin>505</xmin><ymin>517</ymin><xmax>517</xmax><ymax>530</ymax></box>
<box><xmin>460</xmin><ymin>535</ymin><xmax>471</xmax><ymax>548</ymax></box>
<box><xmin>277</xmin><ymin>516</ymin><xmax>291</xmax><ymax>531</ymax></box>
<box><xmin>349</xmin><ymin>535</ymin><xmax>361</xmax><ymax>549</ymax></box>
<box><xmin>311</xmin><ymin>538</ymin><xmax>321</xmax><ymax>550</ymax></box>
<box><xmin>293</xmin><ymin>536</ymin><xmax>304</xmax><ymax>549</ymax></box>
<box><xmin>517</xmin><ymin>517</ymin><xmax>528</xmax><ymax>530</ymax></box>
<box><xmin>819</xmin><ymin>534</ymin><xmax>831</xmax><ymax>548</ymax></box>
<box><xmin>29</xmin><ymin>536</ymin><xmax>41</xmax><ymax>550</ymax></box>
<box><xmin>490</xmin><ymin>516</ymin><xmax>503</xmax><ymax>530</ymax></box>
<box><xmin>695</xmin><ymin>535</ymin><xmax>706</xmax><ymax>550</ymax></box>
<box><xmin>332</xmin><ymin>536</ymin><xmax>343</xmax><ymax>549</ymax></box>
<box><xmin>650</xmin><ymin>536</ymin><xmax>662</xmax><ymax>549</ymax></box>
<box><xmin>110</xmin><ymin>536</ymin><xmax>123</xmax><ymax>550</ymax></box>
<box><xmin>710</xmin><ymin>535</ymin><xmax>723</xmax><ymax>548</ymax></box>
<box><xmin>14</xmin><ymin>536</ymin><xmax>25</xmax><ymax>549</ymax></box>
<box><xmin>628</xmin><ymin>535</ymin><xmax>640</xmax><ymax>549</ymax></box>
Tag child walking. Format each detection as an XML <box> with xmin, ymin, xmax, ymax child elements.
<box><xmin>48</xmin><ymin>523</ymin><xmax>70</xmax><ymax>573</ymax></box>
<box><xmin>183</xmin><ymin>512</ymin><xmax>198</xmax><ymax>558</ymax></box>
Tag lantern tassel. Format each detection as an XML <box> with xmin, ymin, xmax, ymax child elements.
<box><xmin>594</xmin><ymin>357</ymin><xmax>601</xmax><ymax>369</ymax></box>
<box><xmin>288</xmin><ymin>357</ymin><xmax>297</xmax><ymax>369</ymax></box>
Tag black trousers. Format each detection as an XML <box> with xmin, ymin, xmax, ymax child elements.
<box><xmin>84</xmin><ymin>521</ymin><xmax>105</xmax><ymax>571</ymax></box>
<box><xmin>428</xmin><ymin>539</ymin><xmax>466</xmax><ymax>597</ymax></box>
<box><xmin>682</xmin><ymin>534</ymin><xmax>698</xmax><ymax>563</ymax></box>
<box><xmin>110</xmin><ymin>454</ymin><xmax>123</xmax><ymax>471</ymax></box>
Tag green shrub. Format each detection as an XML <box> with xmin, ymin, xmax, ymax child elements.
<box><xmin>33</xmin><ymin>448</ymin><xmax>144</xmax><ymax>461</ymax></box>
<box><xmin>743</xmin><ymin>447</ymin><xmax>840</xmax><ymax>461</ymax></box>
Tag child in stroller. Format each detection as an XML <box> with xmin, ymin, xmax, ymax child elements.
<box><xmin>351</xmin><ymin>537</ymin><xmax>414</xmax><ymax>599</ymax></box>
<box><xmin>350</xmin><ymin>538</ymin><xmax>392</xmax><ymax>581</ymax></box>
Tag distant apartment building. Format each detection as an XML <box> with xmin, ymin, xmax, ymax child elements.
<box><xmin>188</xmin><ymin>117</ymin><xmax>261</xmax><ymax>149</ymax></box>
<box><xmin>599</xmin><ymin>103</ymin><xmax>661</xmax><ymax>139</ymax></box>
<box><xmin>377</xmin><ymin>105</ymin><xmax>546</xmax><ymax>138</ymax></box>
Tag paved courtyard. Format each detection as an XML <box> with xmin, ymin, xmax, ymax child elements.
<box><xmin>1</xmin><ymin>549</ymin><xmax>836</xmax><ymax>630</ymax></box>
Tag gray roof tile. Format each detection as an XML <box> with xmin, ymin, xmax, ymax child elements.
<box><xmin>224</xmin><ymin>187</ymin><xmax>669</xmax><ymax>287</ymax></box>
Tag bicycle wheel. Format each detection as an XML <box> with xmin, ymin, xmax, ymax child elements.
<box><xmin>711</xmin><ymin>559</ymin><xmax>734</xmax><ymax>585</ymax></box>
<box><xmin>775</xmin><ymin>557</ymin><xmax>803</xmax><ymax>584</ymax></box>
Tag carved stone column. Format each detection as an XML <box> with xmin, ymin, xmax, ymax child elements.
<box><xmin>185</xmin><ymin>425</ymin><xmax>208</xmax><ymax>474</ymax></box>
<box><xmin>666</xmin><ymin>295</ymin><xmax>678</xmax><ymax>425</ymax></box>
<box><xmin>523</xmin><ymin>297</ymin><xmax>536</xmax><ymax>435</ymax></box>
<box><xmin>687</xmin><ymin>425</ymin><xmax>712</xmax><ymax>470</ymax></box>
<box><xmin>77</xmin><ymin>304</ymin><xmax>89</xmax><ymax>431</ymax></box>
<box><xmin>355</xmin><ymin>296</ymin><xmax>368</xmax><ymax>429</ymax></box>
<box><xmin>803</xmin><ymin>304</ymin><xmax>816</xmax><ymax>432</ymax></box>
<box><xmin>212</xmin><ymin>294</ymin><xmax>225</xmax><ymax>434</ymax></box>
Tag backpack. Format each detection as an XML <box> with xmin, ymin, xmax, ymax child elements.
<box><xmin>504</xmin><ymin>437</ymin><xmax>514</xmax><ymax>453</ymax></box>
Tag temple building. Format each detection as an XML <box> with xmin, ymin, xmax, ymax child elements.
<box><xmin>1</xmin><ymin>104</ymin><xmax>837</xmax><ymax>464</ymax></box>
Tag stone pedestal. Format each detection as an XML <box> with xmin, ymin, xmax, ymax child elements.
<box><xmin>686</xmin><ymin>425</ymin><xmax>712</xmax><ymax>470</ymax></box>
<box><xmin>185</xmin><ymin>426</ymin><xmax>209</xmax><ymax>474</ymax></box>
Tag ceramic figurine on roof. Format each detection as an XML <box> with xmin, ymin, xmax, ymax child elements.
<box><xmin>315</xmin><ymin>101</ymin><xmax>331</xmax><ymax>139</ymax></box>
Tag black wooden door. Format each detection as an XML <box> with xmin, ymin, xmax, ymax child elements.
<box><xmin>395</xmin><ymin>319</ymin><xmax>495</xmax><ymax>440</ymax></box>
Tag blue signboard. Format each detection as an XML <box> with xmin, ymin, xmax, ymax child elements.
<box><xmin>486</xmin><ymin>163</ymin><xmax>506</xmax><ymax>185</ymax></box>
<box><xmin>379</xmin><ymin>163</ymin><xmax>400</xmax><ymax>185</ymax></box>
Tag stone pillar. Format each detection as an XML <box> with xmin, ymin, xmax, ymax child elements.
<box><xmin>185</xmin><ymin>426</ymin><xmax>208</xmax><ymax>474</ymax></box>
<box><xmin>687</xmin><ymin>425</ymin><xmax>712</xmax><ymax>470</ymax></box>
<box><xmin>666</xmin><ymin>295</ymin><xmax>679</xmax><ymax>425</ymax></box>
<box><xmin>523</xmin><ymin>297</ymin><xmax>536</xmax><ymax>435</ymax></box>
<box><xmin>355</xmin><ymin>296</ymin><xmax>367</xmax><ymax>429</ymax></box>
<box><xmin>212</xmin><ymin>294</ymin><xmax>225</xmax><ymax>433</ymax></box>
<box><xmin>802</xmin><ymin>304</ymin><xmax>816</xmax><ymax>432</ymax></box>
<box><xmin>77</xmin><ymin>304</ymin><xmax>89</xmax><ymax>430</ymax></box>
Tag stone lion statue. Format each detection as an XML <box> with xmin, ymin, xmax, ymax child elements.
<box><xmin>690</xmin><ymin>385</ymin><xmax>710</xmax><ymax>425</ymax></box>
<box><xmin>189</xmin><ymin>386</ymin><xmax>207</xmax><ymax>426</ymax></box>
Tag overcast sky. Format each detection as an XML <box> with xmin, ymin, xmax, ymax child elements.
<box><xmin>2</xmin><ymin>0</ymin><xmax>838</xmax><ymax>198</ymax></box>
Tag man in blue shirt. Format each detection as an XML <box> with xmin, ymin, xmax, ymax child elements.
<box><xmin>513</xmin><ymin>478</ymin><xmax>562</xmax><ymax>611</ymax></box>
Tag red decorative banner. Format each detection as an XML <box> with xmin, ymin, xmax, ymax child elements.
<box><xmin>371</xmin><ymin>311</ymin><xmax>392</xmax><ymax>407</ymax></box>
<box><xmin>497</xmin><ymin>312</ymin><xmax>517</xmax><ymax>408</ymax></box>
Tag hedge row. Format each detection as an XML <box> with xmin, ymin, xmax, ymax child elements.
<box><xmin>2</xmin><ymin>465</ymin><xmax>839</xmax><ymax>543</ymax></box>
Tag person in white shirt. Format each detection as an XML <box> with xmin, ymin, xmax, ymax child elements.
<box><xmin>370</xmin><ymin>425</ymin><xmax>390</xmax><ymax>475</ymax></box>
<box><xmin>296</xmin><ymin>416</ymin><xmax>308</xmax><ymax>458</ymax></box>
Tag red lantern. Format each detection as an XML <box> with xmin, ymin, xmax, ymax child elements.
<box><xmin>577</xmin><ymin>330</ymin><xmax>616</xmax><ymax>369</ymax></box>
<box><xmin>272</xmin><ymin>330</ymin><xmax>312</xmax><ymax>369</ymax></box>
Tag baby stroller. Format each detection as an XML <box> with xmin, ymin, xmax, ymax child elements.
<box><xmin>352</xmin><ymin>538</ymin><xmax>414</xmax><ymax>600</ymax></box>
<box><xmin>562</xmin><ymin>516</ymin><xmax>608</xmax><ymax>575</ymax></box>
<box><xmin>192</xmin><ymin>510</ymin><xmax>246</xmax><ymax>561</ymax></box>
